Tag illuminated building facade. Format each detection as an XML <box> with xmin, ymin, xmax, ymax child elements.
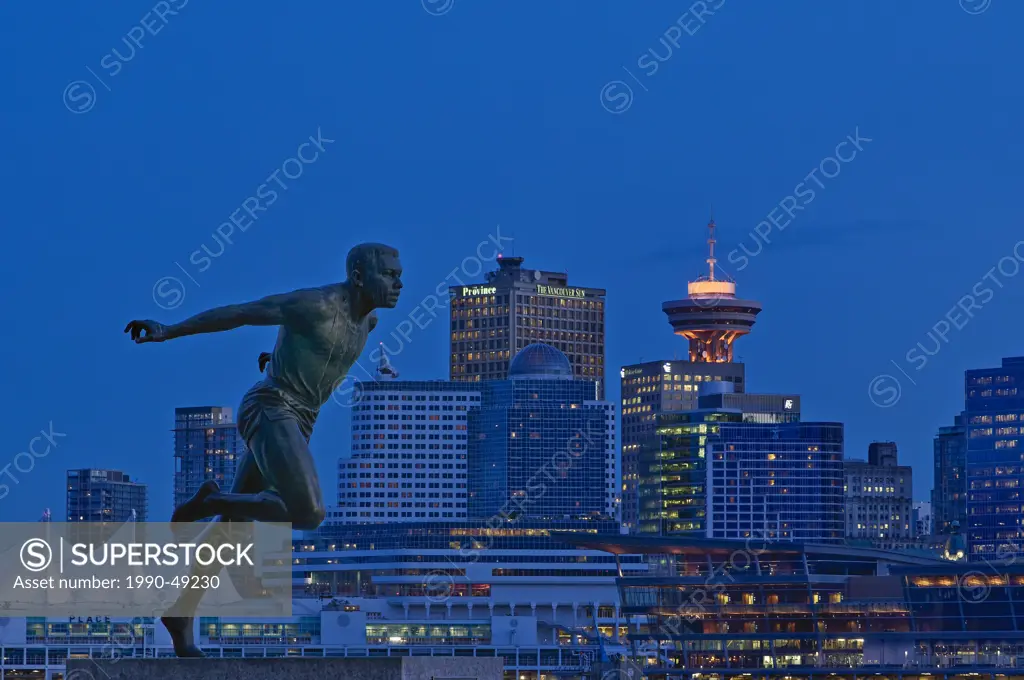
<box><xmin>65</xmin><ymin>468</ymin><xmax>147</xmax><ymax>522</ymax></box>
<box><xmin>636</xmin><ymin>389</ymin><xmax>842</xmax><ymax>542</ymax></box>
<box><xmin>844</xmin><ymin>442</ymin><xmax>916</xmax><ymax>550</ymax></box>
<box><xmin>933</xmin><ymin>411</ymin><xmax>967</xmax><ymax>536</ymax></box>
<box><xmin>966</xmin><ymin>357</ymin><xmax>1024</xmax><ymax>562</ymax></box>
<box><xmin>339</xmin><ymin>380</ymin><xmax>481</xmax><ymax>522</ymax></box>
<box><xmin>562</xmin><ymin>532</ymin><xmax>1024</xmax><ymax>680</ymax></box>
<box><xmin>620</xmin><ymin>362</ymin><xmax>748</xmax><ymax>531</ymax></box>
<box><xmin>468</xmin><ymin>344</ymin><xmax>617</xmax><ymax>522</ymax></box>
<box><xmin>449</xmin><ymin>256</ymin><xmax>606</xmax><ymax>398</ymax></box>
<box><xmin>172</xmin><ymin>406</ymin><xmax>245</xmax><ymax>511</ymax></box>
<box><xmin>622</xmin><ymin>219</ymin><xmax>763</xmax><ymax>533</ymax></box>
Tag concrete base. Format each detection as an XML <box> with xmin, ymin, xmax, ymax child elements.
<box><xmin>65</xmin><ymin>657</ymin><xmax>505</xmax><ymax>680</ymax></box>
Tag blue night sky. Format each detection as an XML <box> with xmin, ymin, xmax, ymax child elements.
<box><xmin>2</xmin><ymin>0</ymin><xmax>1022</xmax><ymax>521</ymax></box>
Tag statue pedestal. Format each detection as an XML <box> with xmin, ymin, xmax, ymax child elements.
<box><xmin>65</xmin><ymin>657</ymin><xmax>505</xmax><ymax>680</ymax></box>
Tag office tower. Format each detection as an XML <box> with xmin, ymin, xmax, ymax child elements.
<box><xmin>932</xmin><ymin>411</ymin><xmax>967</xmax><ymax>536</ymax></box>
<box><xmin>66</xmin><ymin>469</ymin><xmax>148</xmax><ymax>522</ymax></box>
<box><xmin>173</xmin><ymin>406</ymin><xmax>246</xmax><ymax>511</ymax></box>
<box><xmin>448</xmin><ymin>255</ymin><xmax>606</xmax><ymax>397</ymax></box>
<box><xmin>914</xmin><ymin>501</ymin><xmax>933</xmax><ymax>537</ymax></box>
<box><xmin>467</xmin><ymin>343</ymin><xmax>616</xmax><ymax>521</ymax></box>
<box><xmin>965</xmin><ymin>357</ymin><xmax>1024</xmax><ymax>562</ymax></box>
<box><xmin>636</xmin><ymin>381</ymin><xmax>837</xmax><ymax>541</ymax></box>
<box><xmin>338</xmin><ymin>380</ymin><xmax>480</xmax><ymax>521</ymax></box>
<box><xmin>844</xmin><ymin>442</ymin><xmax>915</xmax><ymax>550</ymax></box>
<box><xmin>621</xmin><ymin>219</ymin><xmax>762</xmax><ymax>532</ymax></box>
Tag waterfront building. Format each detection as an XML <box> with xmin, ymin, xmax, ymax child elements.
<box><xmin>563</xmin><ymin>531</ymin><xmax>1024</xmax><ymax>680</ymax></box>
<box><xmin>621</xmin><ymin>219</ymin><xmax>762</xmax><ymax>532</ymax></box>
<box><xmin>468</xmin><ymin>343</ymin><xmax>618</xmax><ymax>522</ymax></box>
<box><xmin>965</xmin><ymin>357</ymin><xmax>1024</xmax><ymax>562</ymax></box>
<box><xmin>65</xmin><ymin>468</ymin><xmax>147</xmax><ymax>522</ymax></box>
<box><xmin>843</xmin><ymin>442</ymin><xmax>915</xmax><ymax>550</ymax></box>
<box><xmin>7</xmin><ymin>521</ymin><xmax>1024</xmax><ymax>680</ymax></box>
<box><xmin>933</xmin><ymin>411</ymin><xmax>967</xmax><ymax>535</ymax></box>
<box><xmin>449</xmin><ymin>255</ymin><xmax>606</xmax><ymax>397</ymax></box>
<box><xmin>172</xmin><ymin>406</ymin><xmax>245</xmax><ymax>511</ymax></box>
<box><xmin>339</xmin><ymin>379</ymin><xmax>480</xmax><ymax>521</ymax></box>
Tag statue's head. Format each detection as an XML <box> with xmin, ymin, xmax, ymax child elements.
<box><xmin>347</xmin><ymin>243</ymin><xmax>403</xmax><ymax>309</ymax></box>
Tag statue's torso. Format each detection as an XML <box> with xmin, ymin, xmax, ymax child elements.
<box><xmin>259</xmin><ymin>289</ymin><xmax>370</xmax><ymax>410</ymax></box>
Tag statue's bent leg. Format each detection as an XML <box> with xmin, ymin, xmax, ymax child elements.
<box><xmin>162</xmin><ymin>449</ymin><xmax>269</xmax><ymax>657</ymax></box>
<box><xmin>201</xmin><ymin>418</ymin><xmax>316</xmax><ymax>524</ymax></box>
<box><xmin>246</xmin><ymin>417</ymin><xmax>325</xmax><ymax>530</ymax></box>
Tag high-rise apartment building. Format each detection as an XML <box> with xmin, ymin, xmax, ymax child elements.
<box><xmin>621</xmin><ymin>219</ymin><xmax>762</xmax><ymax>532</ymax></box>
<box><xmin>339</xmin><ymin>380</ymin><xmax>480</xmax><ymax>521</ymax></box>
<box><xmin>66</xmin><ymin>469</ymin><xmax>148</xmax><ymax>522</ymax></box>
<box><xmin>467</xmin><ymin>343</ymin><xmax>618</xmax><ymax>522</ymax></box>
<box><xmin>844</xmin><ymin>442</ymin><xmax>915</xmax><ymax>550</ymax></box>
<box><xmin>449</xmin><ymin>256</ymin><xmax>606</xmax><ymax>397</ymax></box>
<box><xmin>965</xmin><ymin>357</ymin><xmax>1024</xmax><ymax>562</ymax></box>
<box><xmin>173</xmin><ymin>406</ymin><xmax>246</xmax><ymax>511</ymax></box>
<box><xmin>932</xmin><ymin>412</ymin><xmax>967</xmax><ymax>535</ymax></box>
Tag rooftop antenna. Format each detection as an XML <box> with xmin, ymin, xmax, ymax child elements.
<box><xmin>707</xmin><ymin>209</ymin><xmax>717</xmax><ymax>282</ymax></box>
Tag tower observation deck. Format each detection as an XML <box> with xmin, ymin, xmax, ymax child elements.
<box><xmin>662</xmin><ymin>218</ymin><xmax>762</xmax><ymax>363</ymax></box>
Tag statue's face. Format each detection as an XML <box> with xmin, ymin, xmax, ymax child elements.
<box><xmin>362</xmin><ymin>251</ymin><xmax>403</xmax><ymax>309</ymax></box>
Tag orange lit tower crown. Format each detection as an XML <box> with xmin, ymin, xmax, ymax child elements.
<box><xmin>661</xmin><ymin>218</ymin><xmax>762</xmax><ymax>363</ymax></box>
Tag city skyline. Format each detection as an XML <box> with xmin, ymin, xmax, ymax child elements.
<box><xmin>4</xmin><ymin>3</ymin><xmax>1023</xmax><ymax>527</ymax></box>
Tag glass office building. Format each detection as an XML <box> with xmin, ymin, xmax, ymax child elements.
<box><xmin>637</xmin><ymin>391</ymin><xmax>843</xmax><ymax>542</ymax></box>
<box><xmin>965</xmin><ymin>357</ymin><xmax>1024</xmax><ymax>562</ymax></box>
<box><xmin>933</xmin><ymin>411</ymin><xmax>967</xmax><ymax>536</ymax></box>
<box><xmin>467</xmin><ymin>343</ymin><xmax>614</xmax><ymax>521</ymax></box>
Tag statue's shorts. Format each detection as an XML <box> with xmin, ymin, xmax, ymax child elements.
<box><xmin>237</xmin><ymin>383</ymin><xmax>318</xmax><ymax>447</ymax></box>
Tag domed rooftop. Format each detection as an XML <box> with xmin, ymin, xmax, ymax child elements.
<box><xmin>508</xmin><ymin>343</ymin><xmax>573</xmax><ymax>380</ymax></box>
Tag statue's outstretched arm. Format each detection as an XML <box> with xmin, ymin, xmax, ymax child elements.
<box><xmin>126</xmin><ymin>289</ymin><xmax>324</xmax><ymax>344</ymax></box>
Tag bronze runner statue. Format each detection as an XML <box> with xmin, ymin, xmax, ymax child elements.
<box><xmin>124</xmin><ymin>243</ymin><xmax>402</xmax><ymax>656</ymax></box>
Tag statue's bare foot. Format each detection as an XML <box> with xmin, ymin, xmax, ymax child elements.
<box><xmin>161</xmin><ymin>617</ymin><xmax>204</xmax><ymax>657</ymax></box>
<box><xmin>171</xmin><ymin>480</ymin><xmax>219</xmax><ymax>523</ymax></box>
